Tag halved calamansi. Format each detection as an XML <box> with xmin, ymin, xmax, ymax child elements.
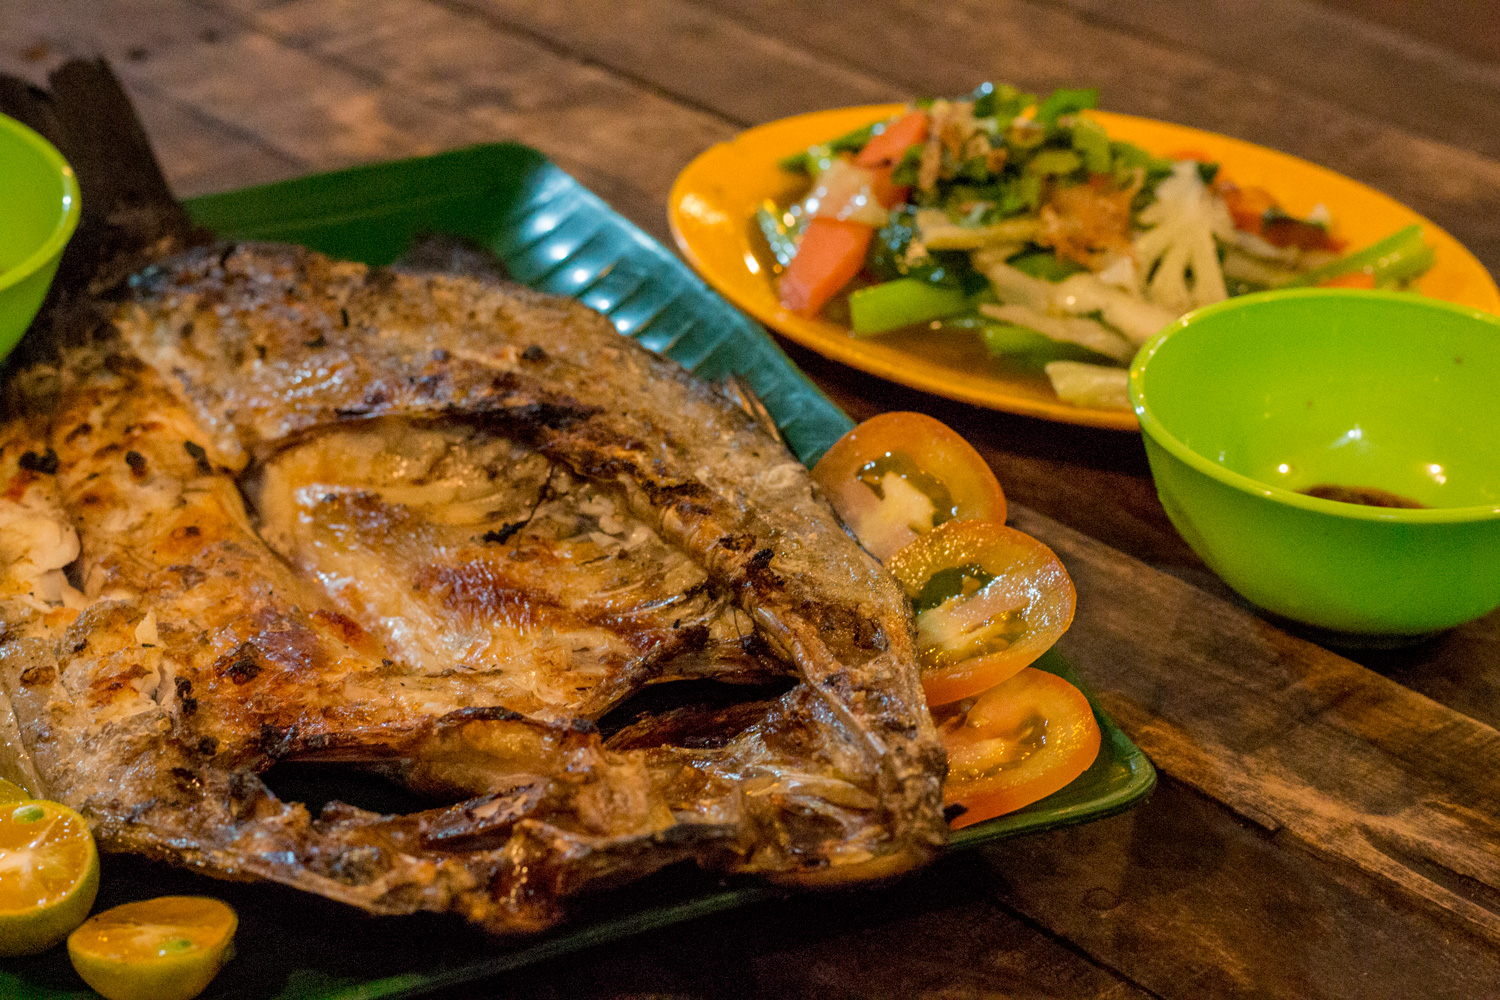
<box><xmin>68</xmin><ymin>895</ymin><xmax>238</xmax><ymax>1000</ymax></box>
<box><xmin>0</xmin><ymin>797</ymin><xmax>100</xmax><ymax>956</ymax></box>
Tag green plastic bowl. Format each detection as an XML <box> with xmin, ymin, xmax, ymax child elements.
<box><xmin>0</xmin><ymin>114</ymin><xmax>80</xmax><ymax>359</ymax></box>
<box><xmin>1130</xmin><ymin>288</ymin><xmax>1500</xmax><ymax>640</ymax></box>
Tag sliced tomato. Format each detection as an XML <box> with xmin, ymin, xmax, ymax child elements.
<box><xmin>811</xmin><ymin>412</ymin><xmax>1005</xmax><ymax>562</ymax></box>
<box><xmin>856</xmin><ymin>110</ymin><xmax>930</xmax><ymax>170</ymax></box>
<box><xmin>887</xmin><ymin>520</ymin><xmax>1075</xmax><ymax>706</ymax></box>
<box><xmin>1215</xmin><ymin>179</ymin><xmax>1344</xmax><ymax>252</ymax></box>
<box><xmin>935</xmin><ymin>666</ymin><xmax>1100</xmax><ymax>829</ymax></box>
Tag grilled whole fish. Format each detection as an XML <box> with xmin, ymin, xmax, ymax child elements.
<box><xmin>0</xmin><ymin>240</ymin><xmax>947</xmax><ymax>932</ymax></box>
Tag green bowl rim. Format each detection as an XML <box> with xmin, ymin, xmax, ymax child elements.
<box><xmin>0</xmin><ymin>113</ymin><xmax>82</xmax><ymax>295</ymax></box>
<box><xmin>1129</xmin><ymin>287</ymin><xmax>1500</xmax><ymax>524</ymax></box>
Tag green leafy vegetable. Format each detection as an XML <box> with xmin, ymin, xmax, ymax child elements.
<box><xmin>971</xmin><ymin>82</ymin><xmax>1036</xmax><ymax>121</ymax></box>
<box><xmin>1070</xmin><ymin>117</ymin><xmax>1112</xmax><ymax>174</ymax></box>
<box><xmin>890</xmin><ymin>144</ymin><xmax>924</xmax><ymax>186</ymax></box>
<box><xmin>868</xmin><ymin>210</ymin><xmax>985</xmax><ymax>291</ymax></box>
<box><xmin>778</xmin><ymin>119</ymin><xmax>882</xmax><ymax>174</ymax></box>
<box><xmin>1034</xmin><ymin>88</ymin><xmax>1098</xmax><ymax>129</ymax></box>
<box><xmin>996</xmin><ymin>175</ymin><xmax>1043</xmax><ymax>216</ymax></box>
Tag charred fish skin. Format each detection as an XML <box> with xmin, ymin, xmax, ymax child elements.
<box><xmin>0</xmin><ymin>237</ymin><xmax>946</xmax><ymax>935</ymax></box>
<box><xmin>124</xmin><ymin>242</ymin><xmax>947</xmax><ymax>854</ymax></box>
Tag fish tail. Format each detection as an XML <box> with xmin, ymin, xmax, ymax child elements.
<box><xmin>1</xmin><ymin>58</ymin><xmax>209</xmax><ymax>369</ymax></box>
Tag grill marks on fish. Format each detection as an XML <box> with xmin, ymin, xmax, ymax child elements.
<box><xmin>0</xmin><ymin>242</ymin><xmax>946</xmax><ymax>934</ymax></box>
<box><xmin>254</xmin><ymin>420</ymin><xmax>739</xmax><ymax>721</ymax></box>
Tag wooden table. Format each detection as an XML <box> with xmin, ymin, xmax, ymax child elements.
<box><xmin>5</xmin><ymin>2</ymin><xmax>1500</xmax><ymax>997</ymax></box>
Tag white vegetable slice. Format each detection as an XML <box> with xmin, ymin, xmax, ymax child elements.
<box><xmin>972</xmin><ymin>252</ymin><xmax>1173</xmax><ymax>345</ymax></box>
<box><xmin>969</xmin><ymin>252</ymin><xmax>1053</xmax><ymax>310</ymax></box>
<box><xmin>1051</xmin><ymin>273</ymin><xmax>1179</xmax><ymax>345</ymax></box>
<box><xmin>979</xmin><ymin>304</ymin><xmax>1134</xmax><ymax>362</ymax></box>
<box><xmin>1044</xmin><ymin>361</ymin><xmax>1132</xmax><ymax>410</ymax></box>
<box><xmin>1134</xmin><ymin>161</ymin><xmax>1231</xmax><ymax>312</ymax></box>
<box><xmin>802</xmin><ymin>158</ymin><xmax>891</xmax><ymax>227</ymax></box>
<box><xmin>915</xmin><ymin>209</ymin><xmax>1040</xmax><ymax>250</ymax></box>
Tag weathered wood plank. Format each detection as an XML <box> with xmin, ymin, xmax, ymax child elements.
<box><xmin>1</xmin><ymin>0</ymin><xmax>741</xmax><ymax>244</ymax></box>
<box><xmin>445</xmin><ymin>0</ymin><xmax>905</xmax><ymax>125</ymax></box>
<box><xmin>1367</xmin><ymin>620</ymin><xmax>1500</xmax><ymax>733</ymax></box>
<box><xmin>1320</xmin><ymin>0</ymin><xmax>1500</xmax><ymax>67</ymax></box>
<box><xmin>989</xmin><ymin>775</ymin><xmax>1500</xmax><ymax>1000</ymax></box>
<box><xmin>691</xmin><ymin>0</ymin><xmax>1500</xmax><ymax>275</ymax></box>
<box><xmin>0</xmin><ymin>28</ymin><xmax>306</xmax><ymax>197</ymax></box>
<box><xmin>1009</xmin><ymin>503</ymin><xmax>1500</xmax><ymax>946</ymax></box>
<box><xmin>1046</xmin><ymin>0</ymin><xmax>1500</xmax><ymax>163</ymax></box>
<box><xmin>3</xmin><ymin>0</ymin><xmax>468</xmax><ymax>166</ymax></box>
<box><xmin>206</xmin><ymin>0</ymin><xmax>740</xmax><ymax>242</ymax></box>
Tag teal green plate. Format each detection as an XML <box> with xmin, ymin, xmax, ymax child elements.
<box><xmin>1</xmin><ymin>145</ymin><xmax>1153</xmax><ymax>999</ymax></box>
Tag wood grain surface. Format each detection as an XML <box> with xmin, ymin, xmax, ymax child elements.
<box><xmin>3</xmin><ymin>2</ymin><xmax>1499</xmax><ymax>997</ymax></box>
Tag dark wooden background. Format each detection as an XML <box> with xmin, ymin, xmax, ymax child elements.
<box><xmin>4</xmin><ymin>2</ymin><xmax>1499</xmax><ymax>997</ymax></box>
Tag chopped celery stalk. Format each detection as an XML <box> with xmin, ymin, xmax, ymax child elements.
<box><xmin>979</xmin><ymin>323</ymin><xmax>1056</xmax><ymax>355</ymax></box>
<box><xmin>1287</xmin><ymin>225</ymin><xmax>1428</xmax><ymax>288</ymax></box>
<box><xmin>1376</xmin><ymin>242</ymin><xmax>1435</xmax><ymax>287</ymax></box>
<box><xmin>946</xmin><ymin>316</ymin><xmax>1116</xmax><ymax>364</ymax></box>
<box><xmin>1035</xmin><ymin>88</ymin><xmax>1098</xmax><ymax>129</ymax></box>
<box><xmin>848</xmin><ymin>279</ymin><xmax>970</xmax><ymax>335</ymax></box>
<box><xmin>755</xmin><ymin>203</ymin><xmax>799</xmax><ymax>267</ymax></box>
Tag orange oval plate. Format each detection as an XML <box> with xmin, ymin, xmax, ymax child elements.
<box><xmin>669</xmin><ymin>104</ymin><xmax>1500</xmax><ymax>431</ymax></box>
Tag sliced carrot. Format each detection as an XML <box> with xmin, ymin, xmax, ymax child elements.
<box><xmin>856</xmin><ymin>110</ymin><xmax>930</xmax><ymax>170</ymax></box>
<box><xmin>859</xmin><ymin>111</ymin><xmax>928</xmax><ymax>210</ymax></box>
<box><xmin>778</xmin><ymin>218</ymin><xmax>875</xmax><ymax>317</ymax></box>
<box><xmin>779</xmin><ymin>111</ymin><xmax>928</xmax><ymax>318</ymax></box>
<box><xmin>1319</xmin><ymin>271</ymin><xmax>1376</xmax><ymax>289</ymax></box>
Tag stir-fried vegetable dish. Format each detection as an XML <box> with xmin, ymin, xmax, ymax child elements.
<box><xmin>765</xmin><ymin>84</ymin><xmax>1437</xmax><ymax>409</ymax></box>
